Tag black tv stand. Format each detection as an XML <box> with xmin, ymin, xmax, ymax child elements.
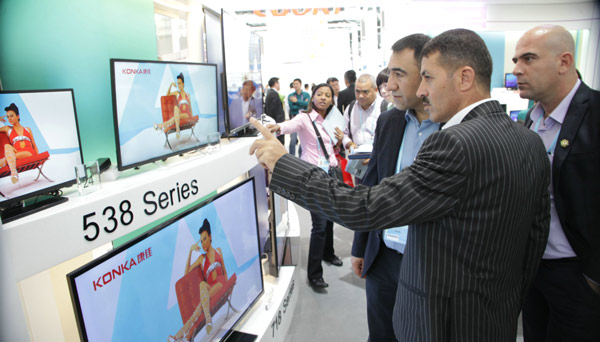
<box><xmin>0</xmin><ymin>194</ymin><xmax>68</xmax><ymax>223</ymax></box>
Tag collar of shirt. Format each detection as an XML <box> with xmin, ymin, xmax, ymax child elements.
<box><xmin>530</xmin><ymin>79</ymin><xmax>580</xmax><ymax>128</ymax></box>
<box><xmin>442</xmin><ymin>98</ymin><xmax>495</xmax><ymax>130</ymax></box>
<box><xmin>404</xmin><ymin>109</ymin><xmax>435</xmax><ymax>126</ymax></box>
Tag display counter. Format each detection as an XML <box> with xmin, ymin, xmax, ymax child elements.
<box><xmin>1</xmin><ymin>137</ymin><xmax>301</xmax><ymax>341</ymax></box>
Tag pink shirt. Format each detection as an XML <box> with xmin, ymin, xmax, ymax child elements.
<box><xmin>278</xmin><ymin>110</ymin><xmax>338</xmax><ymax>167</ymax></box>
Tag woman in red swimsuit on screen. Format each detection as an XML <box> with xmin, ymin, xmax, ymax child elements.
<box><xmin>169</xmin><ymin>218</ymin><xmax>228</xmax><ymax>342</ymax></box>
<box><xmin>155</xmin><ymin>72</ymin><xmax>192</xmax><ymax>140</ymax></box>
<box><xmin>0</xmin><ymin>103</ymin><xmax>39</xmax><ymax>184</ymax></box>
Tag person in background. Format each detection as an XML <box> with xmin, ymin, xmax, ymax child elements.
<box><xmin>269</xmin><ymin>83</ymin><xmax>343</xmax><ymax>289</ymax></box>
<box><xmin>341</xmin><ymin>74</ymin><xmax>382</xmax><ymax>183</ymax></box>
<box><xmin>337</xmin><ymin>70</ymin><xmax>356</xmax><ymax>113</ymax></box>
<box><xmin>264</xmin><ymin>77</ymin><xmax>285</xmax><ymax>144</ymax></box>
<box><xmin>327</xmin><ymin>77</ymin><xmax>341</xmax><ymax>107</ymax></box>
<box><xmin>287</xmin><ymin>78</ymin><xmax>310</xmax><ymax>156</ymax></box>
<box><xmin>376</xmin><ymin>68</ymin><xmax>394</xmax><ymax>112</ymax></box>
<box><xmin>513</xmin><ymin>24</ymin><xmax>600</xmax><ymax>341</ymax></box>
<box><xmin>351</xmin><ymin>33</ymin><xmax>437</xmax><ymax>342</ymax></box>
<box><xmin>248</xmin><ymin>28</ymin><xmax>550</xmax><ymax>341</ymax></box>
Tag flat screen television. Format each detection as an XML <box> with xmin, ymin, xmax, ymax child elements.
<box><xmin>0</xmin><ymin>89</ymin><xmax>83</xmax><ymax>222</ymax></box>
<box><xmin>67</xmin><ymin>177</ymin><xmax>263</xmax><ymax>342</ymax></box>
<box><xmin>509</xmin><ymin>110</ymin><xmax>523</xmax><ymax>122</ymax></box>
<box><xmin>110</xmin><ymin>59</ymin><xmax>218</xmax><ymax>171</ymax></box>
<box><xmin>220</xmin><ymin>9</ymin><xmax>264</xmax><ymax>136</ymax></box>
<box><xmin>204</xmin><ymin>7</ymin><xmax>227</xmax><ymax>136</ymax></box>
<box><xmin>248</xmin><ymin>164</ymin><xmax>269</xmax><ymax>257</ymax></box>
<box><xmin>269</xmin><ymin>192</ymin><xmax>291</xmax><ymax>277</ymax></box>
<box><xmin>505</xmin><ymin>73</ymin><xmax>517</xmax><ymax>89</ymax></box>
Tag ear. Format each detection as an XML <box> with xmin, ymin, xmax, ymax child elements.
<box><xmin>457</xmin><ymin>66</ymin><xmax>476</xmax><ymax>91</ymax></box>
<box><xmin>557</xmin><ymin>52</ymin><xmax>574</xmax><ymax>75</ymax></box>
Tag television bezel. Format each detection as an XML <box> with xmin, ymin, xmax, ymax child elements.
<box><xmin>110</xmin><ymin>58</ymin><xmax>219</xmax><ymax>171</ymax></box>
<box><xmin>66</xmin><ymin>177</ymin><xmax>264</xmax><ymax>342</ymax></box>
<box><xmin>504</xmin><ymin>72</ymin><xmax>518</xmax><ymax>89</ymax></box>
<box><xmin>0</xmin><ymin>88</ymin><xmax>84</xmax><ymax>208</ymax></box>
<box><xmin>220</xmin><ymin>9</ymin><xmax>264</xmax><ymax>137</ymax></box>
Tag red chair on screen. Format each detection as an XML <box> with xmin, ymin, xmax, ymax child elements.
<box><xmin>174</xmin><ymin>266</ymin><xmax>237</xmax><ymax>341</ymax></box>
<box><xmin>0</xmin><ymin>132</ymin><xmax>51</xmax><ymax>196</ymax></box>
<box><xmin>160</xmin><ymin>95</ymin><xmax>200</xmax><ymax>150</ymax></box>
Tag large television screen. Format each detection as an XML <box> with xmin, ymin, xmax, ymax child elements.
<box><xmin>67</xmin><ymin>178</ymin><xmax>264</xmax><ymax>342</ymax></box>
<box><xmin>221</xmin><ymin>9</ymin><xmax>263</xmax><ymax>135</ymax></box>
<box><xmin>0</xmin><ymin>89</ymin><xmax>83</xmax><ymax>207</ymax></box>
<box><xmin>111</xmin><ymin>59</ymin><xmax>218</xmax><ymax>170</ymax></box>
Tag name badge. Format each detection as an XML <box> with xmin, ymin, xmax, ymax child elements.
<box><xmin>318</xmin><ymin>156</ymin><xmax>329</xmax><ymax>172</ymax></box>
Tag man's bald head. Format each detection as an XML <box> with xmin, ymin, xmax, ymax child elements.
<box><xmin>522</xmin><ymin>25</ymin><xmax>575</xmax><ymax>62</ymax></box>
<box><xmin>513</xmin><ymin>24</ymin><xmax>578</xmax><ymax>113</ymax></box>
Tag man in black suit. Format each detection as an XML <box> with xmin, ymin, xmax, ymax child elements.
<box><xmin>337</xmin><ymin>70</ymin><xmax>356</xmax><ymax>113</ymax></box>
<box><xmin>249</xmin><ymin>29</ymin><xmax>550</xmax><ymax>341</ymax></box>
<box><xmin>514</xmin><ymin>25</ymin><xmax>600</xmax><ymax>341</ymax></box>
<box><xmin>264</xmin><ymin>77</ymin><xmax>285</xmax><ymax>144</ymax></box>
<box><xmin>350</xmin><ymin>33</ymin><xmax>437</xmax><ymax>342</ymax></box>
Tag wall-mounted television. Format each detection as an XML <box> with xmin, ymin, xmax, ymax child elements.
<box><xmin>67</xmin><ymin>177</ymin><xmax>263</xmax><ymax>342</ymax></box>
<box><xmin>504</xmin><ymin>73</ymin><xmax>517</xmax><ymax>89</ymax></box>
<box><xmin>220</xmin><ymin>9</ymin><xmax>264</xmax><ymax>136</ymax></box>
<box><xmin>0</xmin><ymin>89</ymin><xmax>83</xmax><ymax>222</ymax></box>
<box><xmin>110</xmin><ymin>59</ymin><xmax>218</xmax><ymax>171</ymax></box>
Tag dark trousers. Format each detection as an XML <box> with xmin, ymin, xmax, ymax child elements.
<box><xmin>365</xmin><ymin>243</ymin><xmax>403</xmax><ymax>342</ymax></box>
<box><xmin>307</xmin><ymin>211</ymin><xmax>335</xmax><ymax>280</ymax></box>
<box><xmin>523</xmin><ymin>259</ymin><xmax>600</xmax><ymax>341</ymax></box>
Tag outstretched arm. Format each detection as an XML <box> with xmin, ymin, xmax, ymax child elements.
<box><xmin>249</xmin><ymin>118</ymin><xmax>465</xmax><ymax>232</ymax></box>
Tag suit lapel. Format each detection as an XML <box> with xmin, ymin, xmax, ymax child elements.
<box><xmin>552</xmin><ymin>83</ymin><xmax>590</xmax><ymax>186</ymax></box>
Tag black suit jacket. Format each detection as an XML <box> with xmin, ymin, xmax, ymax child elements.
<box><xmin>264</xmin><ymin>88</ymin><xmax>284</xmax><ymax>123</ymax></box>
<box><xmin>525</xmin><ymin>81</ymin><xmax>600</xmax><ymax>283</ymax></box>
<box><xmin>337</xmin><ymin>83</ymin><xmax>355</xmax><ymax>113</ymax></box>
<box><xmin>270</xmin><ymin>100</ymin><xmax>551</xmax><ymax>341</ymax></box>
<box><xmin>351</xmin><ymin>108</ymin><xmax>407</xmax><ymax>276</ymax></box>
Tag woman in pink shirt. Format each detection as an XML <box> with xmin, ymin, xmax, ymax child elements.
<box><xmin>268</xmin><ymin>83</ymin><xmax>344</xmax><ymax>289</ymax></box>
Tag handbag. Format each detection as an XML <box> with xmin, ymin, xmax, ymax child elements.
<box><xmin>308</xmin><ymin>114</ymin><xmax>344</xmax><ymax>182</ymax></box>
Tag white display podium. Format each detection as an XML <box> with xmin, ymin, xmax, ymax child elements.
<box><xmin>0</xmin><ymin>137</ymin><xmax>300</xmax><ymax>341</ymax></box>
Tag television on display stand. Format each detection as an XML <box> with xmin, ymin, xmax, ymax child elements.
<box><xmin>219</xmin><ymin>9</ymin><xmax>264</xmax><ymax>138</ymax></box>
<box><xmin>0</xmin><ymin>89</ymin><xmax>84</xmax><ymax>223</ymax></box>
<box><xmin>67</xmin><ymin>177</ymin><xmax>263</xmax><ymax>342</ymax></box>
<box><xmin>110</xmin><ymin>59</ymin><xmax>219</xmax><ymax>171</ymax></box>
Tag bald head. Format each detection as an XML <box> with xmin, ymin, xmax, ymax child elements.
<box><xmin>523</xmin><ymin>25</ymin><xmax>575</xmax><ymax>60</ymax></box>
<box><xmin>513</xmin><ymin>24</ymin><xmax>578</xmax><ymax>114</ymax></box>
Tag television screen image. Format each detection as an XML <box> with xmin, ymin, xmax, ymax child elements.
<box><xmin>505</xmin><ymin>73</ymin><xmax>518</xmax><ymax>89</ymax></box>
<box><xmin>111</xmin><ymin>59</ymin><xmax>218</xmax><ymax>170</ymax></box>
<box><xmin>221</xmin><ymin>9</ymin><xmax>263</xmax><ymax>135</ymax></box>
<box><xmin>67</xmin><ymin>178</ymin><xmax>264</xmax><ymax>342</ymax></box>
<box><xmin>510</xmin><ymin>110</ymin><xmax>522</xmax><ymax>122</ymax></box>
<box><xmin>0</xmin><ymin>89</ymin><xmax>83</xmax><ymax>206</ymax></box>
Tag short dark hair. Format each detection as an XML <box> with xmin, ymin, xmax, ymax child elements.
<box><xmin>293</xmin><ymin>78</ymin><xmax>302</xmax><ymax>84</ymax></box>
<box><xmin>4</xmin><ymin>103</ymin><xmax>19</xmax><ymax>115</ymax></box>
<box><xmin>326</xmin><ymin>77</ymin><xmax>338</xmax><ymax>85</ymax></box>
<box><xmin>391</xmin><ymin>33</ymin><xmax>431</xmax><ymax>68</ymax></box>
<box><xmin>199</xmin><ymin>218</ymin><xmax>211</xmax><ymax>236</ymax></box>
<box><xmin>177</xmin><ymin>72</ymin><xmax>184</xmax><ymax>84</ymax></box>
<box><xmin>268</xmin><ymin>77</ymin><xmax>279</xmax><ymax>87</ymax></box>
<box><xmin>376</xmin><ymin>68</ymin><xmax>389</xmax><ymax>94</ymax></box>
<box><xmin>344</xmin><ymin>70</ymin><xmax>356</xmax><ymax>84</ymax></box>
<box><xmin>421</xmin><ymin>29</ymin><xmax>492</xmax><ymax>91</ymax></box>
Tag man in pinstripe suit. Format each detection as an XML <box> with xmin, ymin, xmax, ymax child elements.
<box><xmin>250</xmin><ymin>29</ymin><xmax>551</xmax><ymax>341</ymax></box>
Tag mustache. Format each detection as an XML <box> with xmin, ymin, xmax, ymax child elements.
<box><xmin>422</xmin><ymin>97</ymin><xmax>431</xmax><ymax>105</ymax></box>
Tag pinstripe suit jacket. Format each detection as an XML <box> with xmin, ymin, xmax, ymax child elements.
<box><xmin>270</xmin><ymin>100</ymin><xmax>551</xmax><ymax>341</ymax></box>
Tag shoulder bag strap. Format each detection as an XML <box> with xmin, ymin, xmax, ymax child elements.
<box><xmin>307</xmin><ymin>113</ymin><xmax>330</xmax><ymax>160</ymax></box>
